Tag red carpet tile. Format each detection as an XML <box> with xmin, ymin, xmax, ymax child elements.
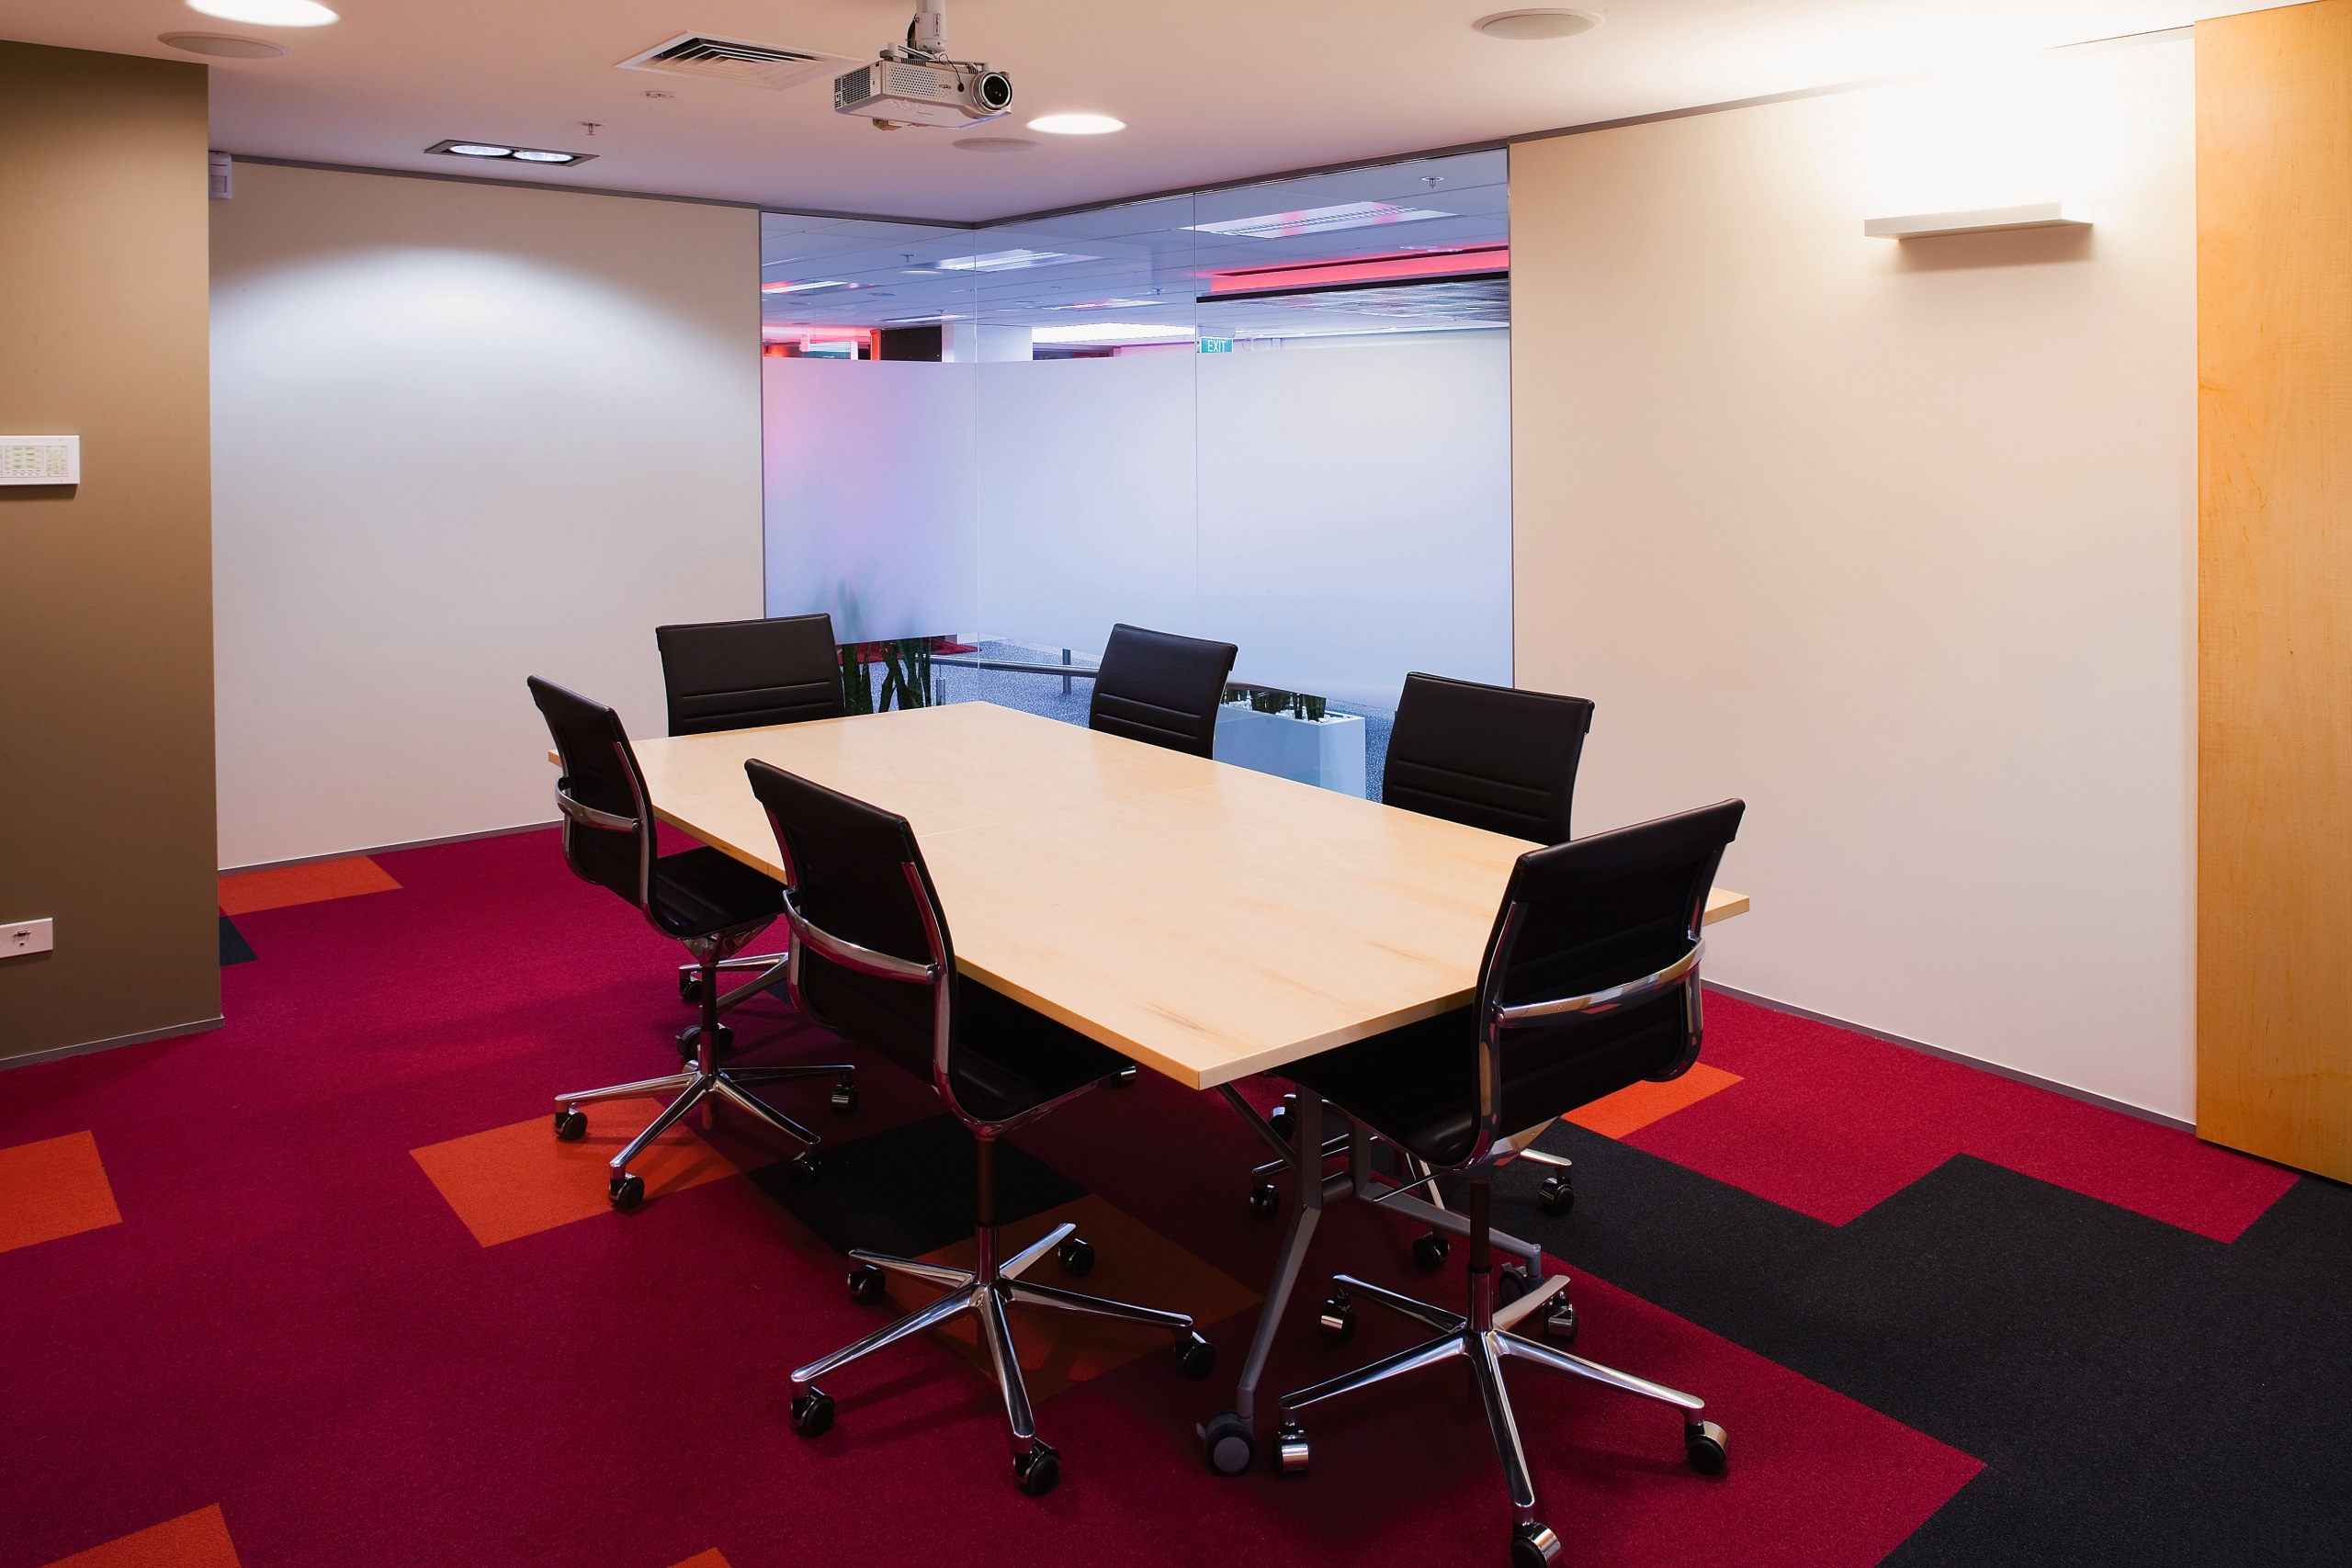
<box><xmin>40</xmin><ymin>1506</ymin><xmax>240</xmax><ymax>1568</ymax></box>
<box><xmin>0</xmin><ymin>827</ymin><xmax>1974</xmax><ymax>1568</ymax></box>
<box><xmin>1627</xmin><ymin>993</ymin><xmax>2296</xmax><ymax>1239</ymax></box>
<box><xmin>0</xmin><ymin>1131</ymin><xmax>122</xmax><ymax>1256</ymax></box>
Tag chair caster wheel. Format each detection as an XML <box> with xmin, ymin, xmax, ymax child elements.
<box><xmin>1543</xmin><ymin>1298</ymin><xmax>1578</xmax><ymax>1345</ymax></box>
<box><xmin>1057</xmin><ymin>1236</ymin><xmax>1095</xmax><ymax>1278</ymax></box>
<box><xmin>1686</xmin><ymin>1419</ymin><xmax>1728</xmax><ymax>1475</ymax></box>
<box><xmin>676</xmin><ymin>1022</ymin><xmax>731</xmax><ymax>1058</ymax></box>
<box><xmin>1498</xmin><ymin>1263</ymin><xmax>1532</xmax><ymax>1304</ymax></box>
<box><xmin>1247</xmin><ymin>1181</ymin><xmax>1280</xmax><ymax>1218</ymax></box>
<box><xmin>553</xmin><ymin>1109</ymin><xmax>587</xmax><ymax>1142</ymax></box>
<box><xmin>783</xmin><ymin>1151</ymin><xmax>820</xmax><ymax>1186</ymax></box>
<box><xmin>1536</xmin><ymin>1173</ymin><xmax>1575</xmax><ymax>1216</ymax></box>
<box><xmin>677</xmin><ymin>971</ymin><xmax>704</xmax><ymax>1007</ymax></box>
<box><xmin>1274</xmin><ymin>1422</ymin><xmax>1311</xmax><ymax>1475</ymax></box>
<box><xmin>1317</xmin><ymin>1292</ymin><xmax>1356</xmax><ymax>1345</ymax></box>
<box><xmin>1200</xmin><ymin>1410</ymin><xmax>1255</xmax><ymax>1476</ymax></box>
<box><xmin>1013</xmin><ymin>1439</ymin><xmax>1060</xmax><ymax>1496</ymax></box>
<box><xmin>607</xmin><ymin>1173</ymin><xmax>644</xmax><ymax>1211</ymax></box>
<box><xmin>1269</xmin><ymin>1096</ymin><xmax>1296</xmax><ymax>1144</ymax></box>
<box><xmin>1412</xmin><ymin>1232</ymin><xmax>1450</xmax><ymax>1271</ymax></box>
<box><xmin>1511</xmin><ymin>1520</ymin><xmax>1564</xmax><ymax>1567</ymax></box>
<box><xmin>830</xmin><ymin>1078</ymin><xmax>858</xmax><ymax>1114</ymax></box>
<box><xmin>790</xmin><ymin>1387</ymin><xmax>834</xmax><ymax>1438</ymax></box>
<box><xmin>847</xmin><ymin>1264</ymin><xmax>887</xmax><ymax>1304</ymax></box>
<box><xmin>1174</xmin><ymin>1330</ymin><xmax>1216</xmax><ymax>1380</ymax></box>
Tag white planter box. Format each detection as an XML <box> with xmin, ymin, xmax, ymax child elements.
<box><xmin>1213</xmin><ymin>705</ymin><xmax>1367</xmax><ymax>796</ymax></box>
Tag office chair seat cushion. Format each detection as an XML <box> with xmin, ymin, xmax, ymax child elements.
<box><xmin>949</xmin><ymin>979</ymin><xmax>1134</xmax><ymax>1125</ymax></box>
<box><xmin>647</xmin><ymin>846</ymin><xmax>786</xmax><ymax>939</ymax></box>
<box><xmin>1285</xmin><ymin>994</ymin><xmax>1692</xmax><ymax>1168</ymax></box>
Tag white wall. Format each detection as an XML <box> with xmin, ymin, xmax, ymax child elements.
<box><xmin>211</xmin><ymin>163</ymin><xmax>762</xmax><ymax>867</ymax></box>
<box><xmin>1510</xmin><ymin>38</ymin><xmax>2196</xmax><ymax>1117</ymax></box>
<box><xmin>762</xmin><ymin>356</ymin><xmax>978</xmax><ymax>643</ymax></box>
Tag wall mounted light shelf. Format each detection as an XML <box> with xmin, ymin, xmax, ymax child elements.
<box><xmin>1863</xmin><ymin>202</ymin><xmax>2091</xmax><ymax>240</ymax></box>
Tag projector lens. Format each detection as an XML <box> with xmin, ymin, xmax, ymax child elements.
<box><xmin>975</xmin><ymin>72</ymin><xmax>1013</xmax><ymax>111</ymax></box>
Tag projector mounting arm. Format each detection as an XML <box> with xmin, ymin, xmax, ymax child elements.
<box><xmin>898</xmin><ymin>0</ymin><xmax>948</xmax><ymax>62</ymax></box>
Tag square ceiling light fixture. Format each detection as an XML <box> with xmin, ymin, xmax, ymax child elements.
<box><xmin>933</xmin><ymin>249</ymin><xmax>1098</xmax><ymax>272</ymax></box>
<box><xmin>1187</xmin><ymin>201</ymin><xmax>1453</xmax><ymax>240</ymax></box>
<box><xmin>425</xmin><ymin>139</ymin><xmax>597</xmax><ymax>166</ymax></box>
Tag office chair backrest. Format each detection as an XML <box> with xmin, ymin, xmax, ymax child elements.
<box><xmin>1087</xmin><ymin>622</ymin><xmax>1238</xmax><ymax>758</ymax></box>
<box><xmin>527</xmin><ymin>676</ymin><xmax>655</xmax><ymax>911</ymax></box>
<box><xmin>1385</xmin><ymin>672</ymin><xmax>1595</xmax><ymax>844</ymax></box>
<box><xmin>1473</xmin><ymin>798</ymin><xmax>1746</xmax><ymax>1156</ymax></box>
<box><xmin>743</xmin><ymin>759</ymin><xmax>954</xmax><ymax>1089</ymax></box>
<box><xmin>656</xmin><ymin>614</ymin><xmax>845</xmax><ymax>736</ymax></box>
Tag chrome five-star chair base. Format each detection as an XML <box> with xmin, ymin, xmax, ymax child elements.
<box><xmin>790</xmin><ymin>1213</ymin><xmax>1215</xmax><ymax>1497</ymax></box>
<box><xmin>1276</xmin><ymin>1227</ymin><xmax>1725</xmax><ymax>1568</ymax></box>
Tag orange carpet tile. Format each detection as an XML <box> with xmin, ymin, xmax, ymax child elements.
<box><xmin>0</xmin><ymin>1131</ymin><xmax>123</xmax><ymax>1257</ymax></box>
<box><xmin>40</xmin><ymin>1506</ymin><xmax>240</xmax><ymax>1568</ymax></box>
<box><xmin>411</xmin><ymin>1096</ymin><xmax>739</xmax><ymax>1247</ymax></box>
<box><xmin>1566</xmin><ymin>1061</ymin><xmax>1743</xmax><ymax>1139</ymax></box>
<box><xmin>217</xmin><ymin>857</ymin><xmax>401</xmax><ymax>916</ymax></box>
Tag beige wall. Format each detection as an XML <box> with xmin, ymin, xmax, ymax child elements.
<box><xmin>210</xmin><ymin>164</ymin><xmax>764</xmax><ymax>868</ymax></box>
<box><xmin>1510</xmin><ymin>38</ymin><xmax>2197</xmax><ymax>1118</ymax></box>
<box><xmin>0</xmin><ymin>42</ymin><xmax>219</xmax><ymax>1064</ymax></box>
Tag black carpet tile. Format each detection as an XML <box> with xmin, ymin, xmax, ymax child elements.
<box><xmin>219</xmin><ymin>914</ymin><xmax>256</xmax><ymax>965</ymax></box>
<box><xmin>1498</xmin><ymin>1122</ymin><xmax>2352</xmax><ymax>1567</ymax></box>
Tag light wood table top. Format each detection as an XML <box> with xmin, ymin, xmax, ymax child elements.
<box><xmin>581</xmin><ymin>702</ymin><xmax>1748</xmax><ymax>1091</ymax></box>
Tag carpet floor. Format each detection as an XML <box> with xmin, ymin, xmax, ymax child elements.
<box><xmin>2</xmin><ymin>827</ymin><xmax>2344</xmax><ymax>1568</ymax></box>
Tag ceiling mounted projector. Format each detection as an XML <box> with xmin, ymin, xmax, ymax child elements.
<box><xmin>834</xmin><ymin>0</ymin><xmax>1012</xmax><ymax>129</ymax></box>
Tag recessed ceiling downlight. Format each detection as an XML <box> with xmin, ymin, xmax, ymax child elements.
<box><xmin>1027</xmin><ymin>113</ymin><xmax>1125</xmax><ymax>136</ymax></box>
<box><xmin>447</xmin><ymin>143</ymin><xmax>514</xmax><ymax>157</ymax></box>
<box><xmin>1473</xmin><ymin>9</ymin><xmax>1600</xmax><ymax>40</ymax></box>
<box><xmin>157</xmin><ymin>32</ymin><xmax>288</xmax><ymax>58</ymax></box>
<box><xmin>955</xmin><ymin>137</ymin><xmax>1037</xmax><ymax>153</ymax></box>
<box><xmin>185</xmin><ymin>0</ymin><xmax>339</xmax><ymax>27</ymax></box>
<box><xmin>424</xmin><ymin>140</ymin><xmax>598</xmax><ymax>166</ymax></box>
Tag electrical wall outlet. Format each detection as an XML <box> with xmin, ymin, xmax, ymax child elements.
<box><xmin>4</xmin><ymin>919</ymin><xmax>54</xmax><ymax>956</ymax></box>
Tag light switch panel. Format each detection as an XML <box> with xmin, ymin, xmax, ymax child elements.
<box><xmin>1</xmin><ymin>436</ymin><xmax>79</xmax><ymax>484</ymax></box>
<box><xmin>4</xmin><ymin>919</ymin><xmax>54</xmax><ymax>956</ymax></box>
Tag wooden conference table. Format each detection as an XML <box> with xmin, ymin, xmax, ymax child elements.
<box><xmin>583</xmin><ymin>699</ymin><xmax>1749</xmax><ymax>1449</ymax></box>
<box><xmin>610</xmin><ymin>700</ymin><xmax>1747</xmax><ymax>1089</ymax></box>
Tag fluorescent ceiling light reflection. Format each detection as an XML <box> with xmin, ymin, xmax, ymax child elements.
<box><xmin>187</xmin><ymin>0</ymin><xmax>338</xmax><ymax>25</ymax></box>
<box><xmin>934</xmin><ymin>249</ymin><xmax>1097</xmax><ymax>272</ymax></box>
<box><xmin>1027</xmin><ymin>113</ymin><xmax>1125</xmax><ymax>135</ymax></box>
<box><xmin>886</xmin><ymin>314</ymin><xmax>969</xmax><ymax>324</ymax></box>
<box><xmin>762</xmin><ymin>280</ymin><xmax>854</xmax><ymax>294</ymax></box>
<box><xmin>1188</xmin><ymin>202</ymin><xmax>1453</xmax><ymax>240</ymax></box>
<box><xmin>1032</xmin><ymin>322</ymin><xmax>1195</xmax><ymax>344</ymax></box>
<box><xmin>1043</xmin><ymin>298</ymin><xmax>1165</xmax><ymax>310</ymax></box>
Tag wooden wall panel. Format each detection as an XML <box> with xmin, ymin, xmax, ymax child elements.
<box><xmin>2197</xmin><ymin>0</ymin><xmax>2352</xmax><ymax>1180</ymax></box>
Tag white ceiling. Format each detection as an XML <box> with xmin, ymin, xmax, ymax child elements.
<box><xmin>0</xmin><ymin>0</ymin><xmax>2290</xmax><ymax>223</ymax></box>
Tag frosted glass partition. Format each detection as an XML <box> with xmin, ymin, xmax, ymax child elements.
<box><xmin>761</xmin><ymin>150</ymin><xmax>1513</xmax><ymax>792</ymax></box>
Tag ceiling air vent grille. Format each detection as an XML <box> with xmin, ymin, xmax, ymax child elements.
<box><xmin>618</xmin><ymin>33</ymin><xmax>859</xmax><ymax>92</ymax></box>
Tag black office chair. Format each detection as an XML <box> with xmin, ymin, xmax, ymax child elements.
<box><xmin>1251</xmin><ymin>674</ymin><xmax>1600</xmax><ymax>1237</ymax></box>
<box><xmin>1390</xmin><ymin>672</ymin><xmax>1597</xmax><ymax>1222</ymax></box>
<box><xmin>654</xmin><ymin>614</ymin><xmax>849</xmax><ymax>1019</ymax></box>
<box><xmin>747</xmin><ymin>759</ymin><xmax>1215</xmax><ymax>1495</ymax></box>
<box><xmin>1385</xmin><ymin>671</ymin><xmax>1594</xmax><ymax>844</ymax></box>
<box><xmin>1263</xmin><ymin>800</ymin><xmax>1745</xmax><ymax>1568</ymax></box>
<box><xmin>1086</xmin><ymin>622</ymin><xmax>1238</xmax><ymax>758</ymax></box>
<box><xmin>657</xmin><ymin>613</ymin><xmax>846</xmax><ymax>736</ymax></box>
<box><xmin>528</xmin><ymin>677</ymin><xmax>854</xmax><ymax>1211</ymax></box>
